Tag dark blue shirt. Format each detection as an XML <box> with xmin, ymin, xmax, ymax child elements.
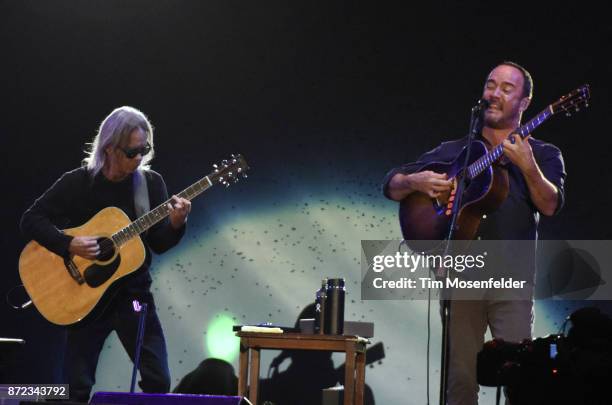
<box><xmin>382</xmin><ymin>135</ymin><xmax>566</xmax><ymax>287</ymax></box>
<box><xmin>382</xmin><ymin>134</ymin><xmax>566</xmax><ymax>241</ymax></box>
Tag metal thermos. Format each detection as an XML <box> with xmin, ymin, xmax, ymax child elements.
<box><xmin>323</xmin><ymin>278</ymin><xmax>345</xmax><ymax>335</ymax></box>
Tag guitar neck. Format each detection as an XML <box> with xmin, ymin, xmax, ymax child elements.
<box><xmin>467</xmin><ymin>105</ymin><xmax>554</xmax><ymax>179</ymax></box>
<box><xmin>111</xmin><ymin>175</ymin><xmax>214</xmax><ymax>246</ymax></box>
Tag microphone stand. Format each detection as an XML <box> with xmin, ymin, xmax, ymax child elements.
<box><xmin>439</xmin><ymin>99</ymin><xmax>487</xmax><ymax>405</ymax></box>
<box><xmin>130</xmin><ymin>300</ymin><xmax>148</xmax><ymax>394</ymax></box>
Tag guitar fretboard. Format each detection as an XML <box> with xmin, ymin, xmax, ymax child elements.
<box><xmin>111</xmin><ymin>176</ymin><xmax>213</xmax><ymax>246</ymax></box>
<box><xmin>467</xmin><ymin>106</ymin><xmax>554</xmax><ymax>179</ymax></box>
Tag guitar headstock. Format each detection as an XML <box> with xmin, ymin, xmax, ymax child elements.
<box><xmin>551</xmin><ymin>84</ymin><xmax>590</xmax><ymax>117</ymax></box>
<box><xmin>210</xmin><ymin>154</ymin><xmax>249</xmax><ymax>187</ymax></box>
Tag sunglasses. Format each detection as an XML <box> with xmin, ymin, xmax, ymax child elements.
<box><xmin>119</xmin><ymin>142</ymin><xmax>151</xmax><ymax>159</ymax></box>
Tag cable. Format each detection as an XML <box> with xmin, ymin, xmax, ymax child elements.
<box><xmin>399</xmin><ymin>238</ymin><xmax>433</xmax><ymax>405</ymax></box>
<box><xmin>427</xmin><ymin>280</ymin><xmax>432</xmax><ymax>405</ymax></box>
<box><xmin>5</xmin><ymin>284</ymin><xmax>32</xmax><ymax>310</ymax></box>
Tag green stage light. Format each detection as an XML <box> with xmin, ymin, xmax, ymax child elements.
<box><xmin>205</xmin><ymin>313</ymin><xmax>239</xmax><ymax>362</ymax></box>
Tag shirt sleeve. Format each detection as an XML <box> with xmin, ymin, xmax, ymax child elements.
<box><xmin>534</xmin><ymin>143</ymin><xmax>566</xmax><ymax>215</ymax></box>
<box><xmin>145</xmin><ymin>170</ymin><xmax>186</xmax><ymax>254</ymax></box>
<box><xmin>20</xmin><ymin>169</ymin><xmax>85</xmax><ymax>257</ymax></box>
<box><xmin>381</xmin><ymin>144</ymin><xmax>447</xmax><ymax>199</ymax></box>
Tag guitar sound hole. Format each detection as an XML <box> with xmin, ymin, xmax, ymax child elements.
<box><xmin>96</xmin><ymin>237</ymin><xmax>116</xmax><ymax>261</ymax></box>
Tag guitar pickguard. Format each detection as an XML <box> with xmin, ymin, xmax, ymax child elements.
<box><xmin>18</xmin><ymin>155</ymin><xmax>250</xmax><ymax>326</ymax></box>
<box><xmin>84</xmin><ymin>254</ymin><xmax>122</xmax><ymax>288</ymax></box>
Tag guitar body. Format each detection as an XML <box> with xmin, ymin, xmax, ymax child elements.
<box><xmin>18</xmin><ymin>154</ymin><xmax>249</xmax><ymax>327</ymax></box>
<box><xmin>19</xmin><ymin>207</ymin><xmax>145</xmax><ymax>326</ymax></box>
<box><xmin>397</xmin><ymin>85</ymin><xmax>591</xmax><ymax>247</ymax></box>
<box><xmin>398</xmin><ymin>140</ymin><xmax>509</xmax><ymax>244</ymax></box>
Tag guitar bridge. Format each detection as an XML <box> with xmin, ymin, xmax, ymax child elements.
<box><xmin>64</xmin><ymin>257</ymin><xmax>85</xmax><ymax>285</ymax></box>
<box><xmin>434</xmin><ymin>183</ymin><xmax>457</xmax><ymax>217</ymax></box>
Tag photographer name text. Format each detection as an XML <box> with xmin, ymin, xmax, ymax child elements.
<box><xmin>372</xmin><ymin>277</ymin><xmax>527</xmax><ymax>289</ymax></box>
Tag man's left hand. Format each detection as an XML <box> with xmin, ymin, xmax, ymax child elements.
<box><xmin>503</xmin><ymin>134</ymin><xmax>537</xmax><ymax>174</ymax></box>
<box><xmin>168</xmin><ymin>195</ymin><xmax>191</xmax><ymax>229</ymax></box>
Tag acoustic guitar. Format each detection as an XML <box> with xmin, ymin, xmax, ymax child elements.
<box><xmin>399</xmin><ymin>85</ymin><xmax>590</xmax><ymax>245</ymax></box>
<box><xmin>19</xmin><ymin>155</ymin><xmax>249</xmax><ymax>326</ymax></box>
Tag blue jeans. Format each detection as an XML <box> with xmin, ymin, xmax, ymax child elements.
<box><xmin>64</xmin><ymin>288</ymin><xmax>170</xmax><ymax>402</ymax></box>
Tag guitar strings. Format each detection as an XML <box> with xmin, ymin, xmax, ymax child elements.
<box><xmin>91</xmin><ymin>167</ymin><xmax>239</xmax><ymax>258</ymax></box>
<box><xmin>97</xmin><ymin>238</ymin><xmax>116</xmax><ymax>259</ymax></box>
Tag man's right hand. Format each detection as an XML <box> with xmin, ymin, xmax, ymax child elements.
<box><xmin>388</xmin><ymin>171</ymin><xmax>453</xmax><ymax>201</ymax></box>
<box><xmin>69</xmin><ymin>236</ymin><xmax>100</xmax><ymax>260</ymax></box>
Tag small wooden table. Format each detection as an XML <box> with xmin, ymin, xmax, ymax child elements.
<box><xmin>236</xmin><ymin>332</ymin><xmax>368</xmax><ymax>405</ymax></box>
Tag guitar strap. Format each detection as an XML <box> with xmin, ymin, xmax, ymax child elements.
<box><xmin>133</xmin><ymin>169</ymin><xmax>150</xmax><ymax>219</ymax></box>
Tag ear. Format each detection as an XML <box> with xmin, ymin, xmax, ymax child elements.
<box><xmin>104</xmin><ymin>144</ymin><xmax>118</xmax><ymax>161</ymax></box>
<box><xmin>519</xmin><ymin>97</ymin><xmax>531</xmax><ymax>113</ymax></box>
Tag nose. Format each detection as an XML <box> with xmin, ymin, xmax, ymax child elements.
<box><xmin>484</xmin><ymin>89</ymin><xmax>500</xmax><ymax>103</ymax></box>
<box><xmin>492</xmin><ymin>86</ymin><xmax>503</xmax><ymax>98</ymax></box>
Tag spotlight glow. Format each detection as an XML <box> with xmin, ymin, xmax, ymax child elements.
<box><xmin>205</xmin><ymin>313</ymin><xmax>239</xmax><ymax>362</ymax></box>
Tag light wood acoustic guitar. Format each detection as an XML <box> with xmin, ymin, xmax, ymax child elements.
<box><xmin>19</xmin><ymin>155</ymin><xmax>249</xmax><ymax>326</ymax></box>
<box><xmin>398</xmin><ymin>86</ymin><xmax>590</xmax><ymax>247</ymax></box>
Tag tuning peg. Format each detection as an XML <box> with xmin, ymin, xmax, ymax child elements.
<box><xmin>213</xmin><ymin>163</ymin><xmax>218</xmax><ymax>169</ymax></box>
<box><xmin>224</xmin><ymin>181</ymin><xmax>230</xmax><ymax>188</ymax></box>
<box><xmin>237</xmin><ymin>168</ymin><xmax>242</xmax><ymax>173</ymax></box>
<box><xmin>242</xmin><ymin>173</ymin><xmax>248</xmax><ymax>179</ymax></box>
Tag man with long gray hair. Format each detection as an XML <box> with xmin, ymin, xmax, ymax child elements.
<box><xmin>21</xmin><ymin>106</ymin><xmax>191</xmax><ymax>401</ymax></box>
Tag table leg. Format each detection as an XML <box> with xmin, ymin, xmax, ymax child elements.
<box><xmin>344</xmin><ymin>346</ymin><xmax>356</xmax><ymax>405</ymax></box>
<box><xmin>355</xmin><ymin>350</ymin><xmax>366</xmax><ymax>405</ymax></box>
<box><xmin>238</xmin><ymin>342</ymin><xmax>248</xmax><ymax>397</ymax></box>
<box><xmin>248</xmin><ymin>347</ymin><xmax>261</xmax><ymax>405</ymax></box>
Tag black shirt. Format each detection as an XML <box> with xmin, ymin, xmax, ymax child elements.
<box><xmin>20</xmin><ymin>166</ymin><xmax>186</xmax><ymax>287</ymax></box>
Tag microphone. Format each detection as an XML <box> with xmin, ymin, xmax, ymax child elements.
<box><xmin>474</xmin><ymin>98</ymin><xmax>490</xmax><ymax>112</ymax></box>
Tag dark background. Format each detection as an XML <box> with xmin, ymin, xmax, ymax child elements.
<box><xmin>1</xmin><ymin>0</ymin><xmax>610</xmax><ymax>385</ymax></box>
